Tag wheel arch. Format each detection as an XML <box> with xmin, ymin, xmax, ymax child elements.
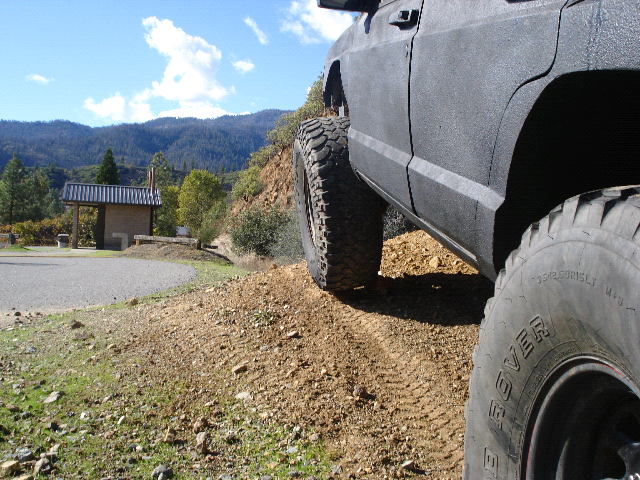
<box><xmin>493</xmin><ymin>69</ymin><xmax>640</xmax><ymax>271</ymax></box>
<box><xmin>323</xmin><ymin>60</ymin><xmax>348</xmax><ymax>112</ymax></box>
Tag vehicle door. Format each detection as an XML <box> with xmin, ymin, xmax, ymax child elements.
<box><xmin>346</xmin><ymin>0</ymin><xmax>424</xmax><ymax>212</ymax></box>
<box><xmin>407</xmin><ymin>0</ymin><xmax>564</xmax><ymax>255</ymax></box>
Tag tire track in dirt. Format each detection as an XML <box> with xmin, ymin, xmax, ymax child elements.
<box><xmin>122</xmin><ymin>231</ymin><xmax>494</xmax><ymax>479</ymax></box>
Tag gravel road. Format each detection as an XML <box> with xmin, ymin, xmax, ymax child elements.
<box><xmin>0</xmin><ymin>256</ymin><xmax>196</xmax><ymax>314</ymax></box>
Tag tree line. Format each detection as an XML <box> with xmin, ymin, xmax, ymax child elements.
<box><xmin>0</xmin><ymin>110</ymin><xmax>288</xmax><ymax>173</ymax></box>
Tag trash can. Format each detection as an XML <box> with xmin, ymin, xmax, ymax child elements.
<box><xmin>57</xmin><ymin>234</ymin><xmax>69</xmax><ymax>248</ymax></box>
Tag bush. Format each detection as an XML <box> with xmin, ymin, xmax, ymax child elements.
<box><xmin>199</xmin><ymin>200</ymin><xmax>227</xmax><ymax>245</ymax></box>
<box><xmin>230</xmin><ymin>207</ymin><xmax>289</xmax><ymax>257</ymax></box>
<box><xmin>231</xmin><ymin>166</ymin><xmax>264</xmax><ymax>202</ymax></box>
<box><xmin>10</xmin><ymin>208</ymin><xmax>96</xmax><ymax>246</ymax></box>
<box><xmin>267</xmin><ymin>209</ymin><xmax>304</xmax><ymax>265</ymax></box>
<box><xmin>383</xmin><ymin>205</ymin><xmax>418</xmax><ymax>240</ymax></box>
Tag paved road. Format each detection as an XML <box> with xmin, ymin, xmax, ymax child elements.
<box><xmin>0</xmin><ymin>256</ymin><xmax>197</xmax><ymax>314</ymax></box>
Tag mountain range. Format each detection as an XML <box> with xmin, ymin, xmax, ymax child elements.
<box><xmin>0</xmin><ymin>109</ymin><xmax>288</xmax><ymax>172</ymax></box>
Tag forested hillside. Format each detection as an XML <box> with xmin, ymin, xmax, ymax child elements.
<box><xmin>0</xmin><ymin>110</ymin><xmax>287</xmax><ymax>172</ymax></box>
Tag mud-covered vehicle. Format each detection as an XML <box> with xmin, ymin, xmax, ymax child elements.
<box><xmin>293</xmin><ymin>0</ymin><xmax>640</xmax><ymax>478</ymax></box>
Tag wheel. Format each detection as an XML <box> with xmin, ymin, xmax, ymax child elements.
<box><xmin>464</xmin><ymin>187</ymin><xmax>640</xmax><ymax>479</ymax></box>
<box><xmin>293</xmin><ymin>116</ymin><xmax>384</xmax><ymax>291</ymax></box>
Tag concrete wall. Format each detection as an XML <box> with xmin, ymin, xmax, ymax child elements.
<box><xmin>104</xmin><ymin>204</ymin><xmax>151</xmax><ymax>249</ymax></box>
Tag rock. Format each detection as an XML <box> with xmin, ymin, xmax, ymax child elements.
<box><xmin>222</xmin><ymin>432</ymin><xmax>238</xmax><ymax>444</ymax></box>
<box><xmin>45</xmin><ymin>421</ymin><xmax>59</xmax><ymax>432</ymax></box>
<box><xmin>429</xmin><ymin>256</ymin><xmax>442</xmax><ymax>268</ymax></box>
<box><xmin>353</xmin><ymin>384</ymin><xmax>370</xmax><ymax>400</ymax></box>
<box><xmin>73</xmin><ymin>331</ymin><xmax>94</xmax><ymax>341</ymax></box>
<box><xmin>6</xmin><ymin>404</ymin><xmax>20</xmax><ymax>413</ymax></box>
<box><xmin>285</xmin><ymin>446</ymin><xmax>298</xmax><ymax>455</ymax></box>
<box><xmin>219</xmin><ymin>475</ymin><xmax>233</xmax><ymax>480</ymax></box>
<box><xmin>163</xmin><ymin>427</ymin><xmax>176</xmax><ymax>444</ymax></box>
<box><xmin>125</xmin><ymin>297</ymin><xmax>139</xmax><ymax>307</ymax></box>
<box><xmin>49</xmin><ymin>444</ymin><xmax>60</xmax><ymax>453</ymax></box>
<box><xmin>16</xmin><ymin>474</ymin><xmax>34</xmax><ymax>480</ymax></box>
<box><xmin>42</xmin><ymin>391</ymin><xmax>63</xmax><ymax>404</ymax></box>
<box><xmin>33</xmin><ymin>458</ymin><xmax>52</xmax><ymax>475</ymax></box>
<box><xmin>259</xmin><ymin>476</ymin><xmax>273</xmax><ymax>480</ymax></box>
<box><xmin>400</xmin><ymin>460</ymin><xmax>416</xmax><ymax>472</ymax></box>
<box><xmin>231</xmin><ymin>363</ymin><xmax>248</xmax><ymax>374</ymax></box>
<box><xmin>330</xmin><ymin>465</ymin><xmax>343</xmax><ymax>475</ymax></box>
<box><xmin>14</xmin><ymin>311</ymin><xmax>21</xmax><ymax>317</ymax></box>
<box><xmin>195</xmin><ymin>431</ymin><xmax>208</xmax><ymax>455</ymax></box>
<box><xmin>15</xmin><ymin>448</ymin><xmax>34</xmax><ymax>462</ymax></box>
<box><xmin>69</xmin><ymin>320</ymin><xmax>84</xmax><ymax>329</ymax></box>
<box><xmin>192</xmin><ymin>417</ymin><xmax>208</xmax><ymax>433</ymax></box>
<box><xmin>151</xmin><ymin>465</ymin><xmax>173</xmax><ymax>479</ymax></box>
<box><xmin>286</xmin><ymin>330</ymin><xmax>300</xmax><ymax>339</ymax></box>
<box><xmin>25</xmin><ymin>346</ymin><xmax>36</xmax><ymax>354</ymax></box>
<box><xmin>235</xmin><ymin>391</ymin><xmax>251</xmax><ymax>400</ymax></box>
<box><xmin>308</xmin><ymin>433</ymin><xmax>320</xmax><ymax>442</ymax></box>
<box><xmin>1</xmin><ymin>460</ymin><xmax>20</xmax><ymax>476</ymax></box>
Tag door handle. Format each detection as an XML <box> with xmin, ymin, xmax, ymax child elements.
<box><xmin>388</xmin><ymin>9</ymin><xmax>419</xmax><ymax>27</ymax></box>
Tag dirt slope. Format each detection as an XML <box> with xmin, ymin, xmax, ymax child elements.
<box><xmin>124</xmin><ymin>231</ymin><xmax>493</xmax><ymax>478</ymax></box>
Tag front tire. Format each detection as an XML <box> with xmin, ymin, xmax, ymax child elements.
<box><xmin>293</xmin><ymin>116</ymin><xmax>383</xmax><ymax>291</ymax></box>
<box><xmin>464</xmin><ymin>187</ymin><xmax>640</xmax><ymax>479</ymax></box>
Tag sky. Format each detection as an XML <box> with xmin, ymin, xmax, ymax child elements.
<box><xmin>0</xmin><ymin>1</ymin><xmax>355</xmax><ymax>127</ymax></box>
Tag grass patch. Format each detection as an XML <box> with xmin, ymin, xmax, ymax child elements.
<box><xmin>0</xmin><ymin>307</ymin><xmax>334</xmax><ymax>479</ymax></box>
<box><xmin>140</xmin><ymin>258</ymin><xmax>250</xmax><ymax>304</ymax></box>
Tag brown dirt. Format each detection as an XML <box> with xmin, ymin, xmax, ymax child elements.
<box><xmin>117</xmin><ymin>230</ymin><xmax>494</xmax><ymax>478</ymax></box>
<box><xmin>232</xmin><ymin>147</ymin><xmax>295</xmax><ymax>215</ymax></box>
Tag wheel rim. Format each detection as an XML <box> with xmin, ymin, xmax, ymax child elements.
<box><xmin>525</xmin><ymin>360</ymin><xmax>640</xmax><ymax>480</ymax></box>
<box><xmin>303</xmin><ymin>170</ymin><xmax>316</xmax><ymax>247</ymax></box>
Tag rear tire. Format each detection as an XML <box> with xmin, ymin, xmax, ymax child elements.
<box><xmin>293</xmin><ymin>116</ymin><xmax>384</xmax><ymax>291</ymax></box>
<box><xmin>464</xmin><ymin>187</ymin><xmax>640</xmax><ymax>479</ymax></box>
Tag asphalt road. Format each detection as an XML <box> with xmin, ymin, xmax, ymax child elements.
<box><xmin>0</xmin><ymin>256</ymin><xmax>197</xmax><ymax>314</ymax></box>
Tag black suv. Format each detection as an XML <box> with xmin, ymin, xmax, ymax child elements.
<box><xmin>293</xmin><ymin>1</ymin><xmax>640</xmax><ymax>478</ymax></box>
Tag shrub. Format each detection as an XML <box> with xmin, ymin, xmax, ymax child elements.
<box><xmin>10</xmin><ymin>208</ymin><xmax>96</xmax><ymax>246</ymax></box>
<box><xmin>230</xmin><ymin>206</ymin><xmax>289</xmax><ymax>257</ymax></box>
<box><xmin>383</xmin><ymin>205</ymin><xmax>418</xmax><ymax>240</ymax></box>
<box><xmin>231</xmin><ymin>166</ymin><xmax>264</xmax><ymax>202</ymax></box>
<box><xmin>267</xmin><ymin>209</ymin><xmax>304</xmax><ymax>265</ymax></box>
<box><xmin>199</xmin><ymin>200</ymin><xmax>227</xmax><ymax>245</ymax></box>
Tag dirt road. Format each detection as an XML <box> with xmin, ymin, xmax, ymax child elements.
<box><xmin>119</xmin><ymin>231</ymin><xmax>493</xmax><ymax>478</ymax></box>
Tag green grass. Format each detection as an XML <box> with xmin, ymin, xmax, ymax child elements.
<box><xmin>0</xmin><ymin>256</ymin><xmax>336</xmax><ymax>478</ymax></box>
<box><xmin>0</xmin><ymin>306</ymin><xmax>333</xmax><ymax>479</ymax></box>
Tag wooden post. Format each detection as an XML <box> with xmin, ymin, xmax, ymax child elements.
<box><xmin>72</xmin><ymin>203</ymin><xmax>79</xmax><ymax>249</ymax></box>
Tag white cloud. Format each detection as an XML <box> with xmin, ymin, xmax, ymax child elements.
<box><xmin>281</xmin><ymin>0</ymin><xmax>354</xmax><ymax>44</ymax></box>
<box><xmin>84</xmin><ymin>17</ymin><xmax>234</xmax><ymax>123</ymax></box>
<box><xmin>143</xmin><ymin>17</ymin><xmax>228</xmax><ymax>102</ymax></box>
<box><xmin>26</xmin><ymin>74</ymin><xmax>52</xmax><ymax>85</ymax></box>
<box><xmin>83</xmin><ymin>93</ymin><xmax>154</xmax><ymax>123</ymax></box>
<box><xmin>158</xmin><ymin>101</ymin><xmax>230</xmax><ymax>119</ymax></box>
<box><xmin>244</xmin><ymin>17</ymin><xmax>268</xmax><ymax>45</ymax></box>
<box><xmin>233</xmin><ymin>60</ymin><xmax>255</xmax><ymax>74</ymax></box>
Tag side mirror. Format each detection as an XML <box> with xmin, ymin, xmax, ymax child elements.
<box><xmin>317</xmin><ymin>0</ymin><xmax>370</xmax><ymax>12</ymax></box>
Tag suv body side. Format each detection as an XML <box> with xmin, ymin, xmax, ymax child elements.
<box><xmin>323</xmin><ymin>0</ymin><xmax>640</xmax><ymax>279</ymax></box>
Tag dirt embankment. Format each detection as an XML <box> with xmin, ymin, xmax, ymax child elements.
<box><xmin>122</xmin><ymin>231</ymin><xmax>493</xmax><ymax>478</ymax></box>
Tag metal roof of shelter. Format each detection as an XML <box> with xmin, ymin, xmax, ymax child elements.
<box><xmin>62</xmin><ymin>183</ymin><xmax>162</xmax><ymax>207</ymax></box>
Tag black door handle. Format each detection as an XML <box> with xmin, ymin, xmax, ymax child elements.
<box><xmin>388</xmin><ymin>9</ymin><xmax>419</xmax><ymax>27</ymax></box>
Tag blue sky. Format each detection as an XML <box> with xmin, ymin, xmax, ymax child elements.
<box><xmin>0</xmin><ymin>1</ymin><xmax>354</xmax><ymax>127</ymax></box>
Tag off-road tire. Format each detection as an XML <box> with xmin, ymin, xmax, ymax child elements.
<box><xmin>464</xmin><ymin>187</ymin><xmax>640</xmax><ymax>479</ymax></box>
<box><xmin>293</xmin><ymin>116</ymin><xmax>384</xmax><ymax>291</ymax></box>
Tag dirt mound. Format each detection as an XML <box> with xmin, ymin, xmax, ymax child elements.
<box><xmin>124</xmin><ymin>231</ymin><xmax>493</xmax><ymax>478</ymax></box>
<box><xmin>232</xmin><ymin>147</ymin><xmax>294</xmax><ymax>215</ymax></box>
<box><xmin>120</xmin><ymin>242</ymin><xmax>231</xmax><ymax>263</ymax></box>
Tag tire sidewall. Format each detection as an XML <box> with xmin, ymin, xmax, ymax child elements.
<box><xmin>466</xmin><ymin>228</ymin><xmax>640</xmax><ymax>479</ymax></box>
<box><xmin>293</xmin><ymin>138</ymin><xmax>320</xmax><ymax>281</ymax></box>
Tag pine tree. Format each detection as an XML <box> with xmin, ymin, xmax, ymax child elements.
<box><xmin>95</xmin><ymin>147</ymin><xmax>120</xmax><ymax>185</ymax></box>
<box><xmin>0</xmin><ymin>154</ymin><xmax>25</xmax><ymax>225</ymax></box>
